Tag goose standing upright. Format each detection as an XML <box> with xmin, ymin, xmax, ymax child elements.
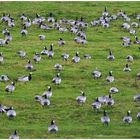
<box><xmin>42</xmin><ymin>86</ymin><xmax>52</xmax><ymax>98</ymax></box>
<box><xmin>72</xmin><ymin>52</ymin><xmax>80</xmax><ymax>63</ymax></box>
<box><xmin>9</xmin><ymin>130</ymin><xmax>19</xmax><ymax>139</ymax></box>
<box><xmin>92</xmin><ymin>97</ymin><xmax>101</xmax><ymax>112</ymax></box>
<box><xmin>52</xmin><ymin>73</ymin><xmax>61</xmax><ymax>85</ymax></box>
<box><xmin>107</xmin><ymin>50</ymin><xmax>115</xmax><ymax>61</ymax></box>
<box><xmin>106</xmin><ymin>71</ymin><xmax>114</xmax><ymax>83</ymax></box>
<box><xmin>101</xmin><ymin>110</ymin><xmax>110</xmax><ymax>125</ymax></box>
<box><xmin>5</xmin><ymin>82</ymin><xmax>15</xmax><ymax>93</ymax></box>
<box><xmin>123</xmin><ymin>110</ymin><xmax>132</xmax><ymax>124</ymax></box>
<box><xmin>76</xmin><ymin>91</ymin><xmax>86</xmax><ymax>104</ymax></box>
<box><xmin>48</xmin><ymin>120</ymin><xmax>58</xmax><ymax>133</ymax></box>
<box><xmin>25</xmin><ymin>60</ymin><xmax>34</xmax><ymax>71</ymax></box>
<box><xmin>6</xmin><ymin>106</ymin><xmax>16</xmax><ymax>119</ymax></box>
<box><xmin>123</xmin><ymin>64</ymin><xmax>131</xmax><ymax>72</ymax></box>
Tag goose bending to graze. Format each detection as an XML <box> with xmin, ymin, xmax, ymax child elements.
<box><xmin>47</xmin><ymin>12</ymin><xmax>55</xmax><ymax>23</ymax></box>
<box><xmin>32</xmin><ymin>13</ymin><xmax>45</xmax><ymax>24</ymax></box>
<box><xmin>57</xmin><ymin>26</ymin><xmax>68</xmax><ymax>34</ymax></box>
<box><xmin>101</xmin><ymin>110</ymin><xmax>110</xmax><ymax>125</ymax></box>
<box><xmin>126</xmin><ymin>55</ymin><xmax>133</xmax><ymax>62</ymax></box>
<box><xmin>131</xmin><ymin>22</ymin><xmax>139</xmax><ymax>28</ymax></box>
<box><xmin>8</xmin><ymin>18</ymin><xmax>15</xmax><ymax>28</ymax></box>
<box><xmin>42</xmin><ymin>86</ymin><xmax>52</xmax><ymax>98</ymax></box>
<box><xmin>121</xmin><ymin>23</ymin><xmax>130</xmax><ymax>30</ymax></box>
<box><xmin>58</xmin><ymin>38</ymin><xmax>65</xmax><ymax>47</ymax></box>
<box><xmin>107</xmin><ymin>50</ymin><xmax>115</xmax><ymax>61</ymax></box>
<box><xmin>92</xmin><ymin>97</ymin><xmax>101</xmax><ymax>112</ymax></box>
<box><xmin>17</xmin><ymin>50</ymin><xmax>26</xmax><ymax>58</ymax></box>
<box><xmin>0</xmin><ymin>74</ymin><xmax>9</xmax><ymax>82</ymax></box>
<box><xmin>48</xmin><ymin>120</ymin><xmax>58</xmax><ymax>133</ymax></box>
<box><xmin>106</xmin><ymin>71</ymin><xmax>114</xmax><ymax>83</ymax></box>
<box><xmin>9</xmin><ymin>130</ymin><xmax>19</xmax><ymax>139</ymax></box>
<box><xmin>20</xmin><ymin>26</ymin><xmax>28</xmax><ymax>36</ymax></box>
<box><xmin>24</xmin><ymin>18</ymin><xmax>31</xmax><ymax>28</ymax></box>
<box><xmin>6</xmin><ymin>106</ymin><xmax>16</xmax><ymax>119</ymax></box>
<box><xmin>134</xmin><ymin>94</ymin><xmax>140</xmax><ymax>102</ymax></box>
<box><xmin>72</xmin><ymin>52</ymin><xmax>80</xmax><ymax>63</ymax></box>
<box><xmin>76</xmin><ymin>91</ymin><xmax>86</xmax><ymax>104</ymax></box>
<box><xmin>0</xmin><ymin>39</ymin><xmax>8</xmax><ymax>46</ymax></box>
<box><xmin>61</xmin><ymin>53</ymin><xmax>69</xmax><ymax>61</ymax></box>
<box><xmin>5</xmin><ymin>32</ymin><xmax>12</xmax><ymax>42</ymax></box>
<box><xmin>106</xmin><ymin>94</ymin><xmax>115</xmax><ymax>107</ymax></box>
<box><xmin>137</xmin><ymin>112</ymin><xmax>140</xmax><ymax>121</ymax></box>
<box><xmin>2</xmin><ymin>28</ymin><xmax>9</xmax><ymax>36</ymax></box>
<box><xmin>17</xmin><ymin>73</ymin><xmax>32</xmax><ymax>82</ymax></box>
<box><xmin>33</xmin><ymin>53</ymin><xmax>41</xmax><ymax>63</ymax></box>
<box><xmin>0</xmin><ymin>104</ymin><xmax>6</xmax><ymax>114</ymax></box>
<box><xmin>52</xmin><ymin>73</ymin><xmax>61</xmax><ymax>85</ymax></box>
<box><xmin>84</xmin><ymin>54</ymin><xmax>91</xmax><ymax>59</ymax></box>
<box><xmin>129</xmin><ymin>28</ymin><xmax>136</xmax><ymax>35</ymax></box>
<box><xmin>40</xmin><ymin>95</ymin><xmax>50</xmax><ymax>106</ymax></box>
<box><xmin>54</xmin><ymin>63</ymin><xmax>62</xmax><ymax>71</ymax></box>
<box><xmin>40</xmin><ymin>46</ymin><xmax>48</xmax><ymax>55</ymax></box>
<box><xmin>48</xmin><ymin>44</ymin><xmax>54</xmax><ymax>58</ymax></box>
<box><xmin>123</xmin><ymin>111</ymin><xmax>132</xmax><ymax>124</ymax></box>
<box><xmin>134</xmin><ymin>36</ymin><xmax>140</xmax><ymax>44</ymax></box>
<box><xmin>109</xmin><ymin>87</ymin><xmax>119</xmax><ymax>94</ymax></box>
<box><xmin>92</xmin><ymin>68</ymin><xmax>102</xmax><ymax>79</ymax></box>
<box><xmin>123</xmin><ymin>64</ymin><xmax>131</xmax><ymax>72</ymax></box>
<box><xmin>0</xmin><ymin>52</ymin><xmax>4</xmax><ymax>63</ymax></box>
<box><xmin>98</xmin><ymin>95</ymin><xmax>108</xmax><ymax>104</ymax></box>
<box><xmin>25</xmin><ymin>60</ymin><xmax>34</xmax><ymax>71</ymax></box>
<box><xmin>5</xmin><ymin>82</ymin><xmax>15</xmax><ymax>93</ymax></box>
<box><xmin>39</xmin><ymin>34</ymin><xmax>45</xmax><ymax>40</ymax></box>
<box><xmin>20</xmin><ymin>13</ymin><xmax>27</xmax><ymax>21</ymax></box>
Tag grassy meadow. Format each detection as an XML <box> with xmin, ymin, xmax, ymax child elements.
<box><xmin>0</xmin><ymin>1</ymin><xmax>140</xmax><ymax>138</ymax></box>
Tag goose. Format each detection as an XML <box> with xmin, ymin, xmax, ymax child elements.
<box><xmin>107</xmin><ymin>50</ymin><xmax>115</xmax><ymax>61</ymax></box>
<box><xmin>9</xmin><ymin>130</ymin><xmax>19</xmax><ymax>139</ymax></box>
<box><xmin>47</xmin><ymin>12</ymin><xmax>55</xmax><ymax>23</ymax></box>
<box><xmin>92</xmin><ymin>97</ymin><xmax>101</xmax><ymax>112</ymax></box>
<box><xmin>106</xmin><ymin>94</ymin><xmax>115</xmax><ymax>107</ymax></box>
<box><xmin>91</xmin><ymin>20</ymin><xmax>100</xmax><ymax>26</ymax></box>
<box><xmin>98</xmin><ymin>95</ymin><xmax>109</xmax><ymax>104</ymax></box>
<box><xmin>54</xmin><ymin>63</ymin><xmax>62</xmax><ymax>71</ymax></box>
<box><xmin>17</xmin><ymin>73</ymin><xmax>32</xmax><ymax>82</ymax></box>
<box><xmin>39</xmin><ymin>22</ymin><xmax>50</xmax><ymax>30</ymax></box>
<box><xmin>20</xmin><ymin>13</ymin><xmax>27</xmax><ymax>21</ymax></box>
<box><xmin>39</xmin><ymin>34</ymin><xmax>45</xmax><ymax>40</ymax></box>
<box><xmin>134</xmin><ymin>36</ymin><xmax>140</xmax><ymax>44</ymax></box>
<box><xmin>123</xmin><ymin>111</ymin><xmax>132</xmax><ymax>124</ymax></box>
<box><xmin>129</xmin><ymin>28</ymin><xmax>136</xmax><ymax>35</ymax></box>
<box><xmin>20</xmin><ymin>26</ymin><xmax>28</xmax><ymax>36</ymax></box>
<box><xmin>48</xmin><ymin>44</ymin><xmax>54</xmax><ymax>58</ymax></box>
<box><xmin>122</xmin><ymin>41</ymin><xmax>131</xmax><ymax>47</ymax></box>
<box><xmin>5</xmin><ymin>32</ymin><xmax>12</xmax><ymax>41</ymax></box>
<box><xmin>137</xmin><ymin>112</ymin><xmax>140</xmax><ymax>121</ymax></box>
<box><xmin>76</xmin><ymin>91</ymin><xmax>86</xmax><ymax>104</ymax></box>
<box><xmin>33</xmin><ymin>52</ymin><xmax>41</xmax><ymax>63</ymax></box>
<box><xmin>48</xmin><ymin>120</ymin><xmax>58</xmax><ymax>133</ymax></box>
<box><xmin>0</xmin><ymin>74</ymin><xmax>9</xmax><ymax>82</ymax></box>
<box><xmin>52</xmin><ymin>19</ymin><xmax>60</xmax><ymax>29</ymax></box>
<box><xmin>72</xmin><ymin>52</ymin><xmax>80</xmax><ymax>63</ymax></box>
<box><xmin>1</xmin><ymin>13</ymin><xmax>10</xmax><ymax>22</ymax></box>
<box><xmin>84</xmin><ymin>54</ymin><xmax>91</xmax><ymax>59</ymax></box>
<box><xmin>109</xmin><ymin>87</ymin><xmax>119</xmax><ymax>94</ymax></box>
<box><xmin>61</xmin><ymin>53</ymin><xmax>69</xmax><ymax>61</ymax></box>
<box><xmin>101</xmin><ymin>110</ymin><xmax>110</xmax><ymax>125</ymax></box>
<box><xmin>5</xmin><ymin>82</ymin><xmax>15</xmax><ymax>93</ymax></box>
<box><xmin>40</xmin><ymin>95</ymin><xmax>50</xmax><ymax>106</ymax></box>
<box><xmin>92</xmin><ymin>68</ymin><xmax>102</xmax><ymax>79</ymax></box>
<box><xmin>121</xmin><ymin>23</ymin><xmax>130</xmax><ymax>30</ymax></box>
<box><xmin>8</xmin><ymin>18</ymin><xmax>15</xmax><ymax>28</ymax></box>
<box><xmin>6</xmin><ymin>106</ymin><xmax>16</xmax><ymax>119</ymax></box>
<box><xmin>133</xmin><ymin>94</ymin><xmax>140</xmax><ymax>102</ymax></box>
<box><xmin>117</xmin><ymin>10</ymin><xmax>125</xmax><ymax>17</ymax></box>
<box><xmin>121</xmin><ymin>36</ymin><xmax>130</xmax><ymax>42</ymax></box>
<box><xmin>0</xmin><ymin>52</ymin><xmax>4</xmax><ymax>63</ymax></box>
<box><xmin>0</xmin><ymin>104</ymin><xmax>6</xmax><ymax>114</ymax></box>
<box><xmin>40</xmin><ymin>46</ymin><xmax>48</xmax><ymax>55</ymax></box>
<box><xmin>106</xmin><ymin>71</ymin><xmax>114</xmax><ymax>83</ymax></box>
<box><xmin>123</xmin><ymin>64</ymin><xmax>131</xmax><ymax>72</ymax></box>
<box><xmin>102</xmin><ymin>20</ymin><xmax>109</xmax><ymax>28</ymax></box>
<box><xmin>25</xmin><ymin>60</ymin><xmax>34</xmax><ymax>71</ymax></box>
<box><xmin>70</xmin><ymin>26</ymin><xmax>78</xmax><ymax>34</ymax></box>
<box><xmin>2</xmin><ymin>28</ymin><xmax>9</xmax><ymax>36</ymax></box>
<box><xmin>17</xmin><ymin>50</ymin><xmax>26</xmax><ymax>58</ymax></box>
<box><xmin>126</xmin><ymin>55</ymin><xmax>133</xmax><ymax>62</ymax></box>
<box><xmin>57</xmin><ymin>26</ymin><xmax>68</xmax><ymax>34</ymax></box>
<box><xmin>42</xmin><ymin>86</ymin><xmax>52</xmax><ymax>98</ymax></box>
<box><xmin>102</xmin><ymin>6</ymin><xmax>109</xmax><ymax>16</ymax></box>
<box><xmin>34</xmin><ymin>95</ymin><xmax>42</xmax><ymax>102</ymax></box>
<box><xmin>32</xmin><ymin>13</ymin><xmax>45</xmax><ymax>24</ymax></box>
<box><xmin>52</xmin><ymin>73</ymin><xmax>61</xmax><ymax>85</ymax></box>
<box><xmin>24</xmin><ymin>18</ymin><xmax>31</xmax><ymax>28</ymax></box>
<box><xmin>58</xmin><ymin>38</ymin><xmax>65</xmax><ymax>47</ymax></box>
<box><xmin>131</xmin><ymin>22</ymin><xmax>138</xmax><ymax>28</ymax></box>
<box><xmin>0</xmin><ymin>39</ymin><xmax>8</xmax><ymax>46</ymax></box>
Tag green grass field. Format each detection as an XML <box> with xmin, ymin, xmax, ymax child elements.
<box><xmin>0</xmin><ymin>1</ymin><xmax>140</xmax><ymax>138</ymax></box>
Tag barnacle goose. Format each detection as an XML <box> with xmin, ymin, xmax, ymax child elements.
<box><xmin>101</xmin><ymin>110</ymin><xmax>110</xmax><ymax>125</ymax></box>
<box><xmin>40</xmin><ymin>46</ymin><xmax>48</xmax><ymax>55</ymax></box>
<box><xmin>106</xmin><ymin>71</ymin><xmax>114</xmax><ymax>83</ymax></box>
<box><xmin>58</xmin><ymin>38</ymin><xmax>65</xmax><ymax>47</ymax></box>
<box><xmin>39</xmin><ymin>34</ymin><xmax>45</xmax><ymax>40</ymax></box>
<box><xmin>48</xmin><ymin>44</ymin><xmax>54</xmax><ymax>58</ymax></box>
<box><xmin>5</xmin><ymin>82</ymin><xmax>15</xmax><ymax>93</ymax></box>
<box><xmin>109</xmin><ymin>87</ymin><xmax>119</xmax><ymax>94</ymax></box>
<box><xmin>126</xmin><ymin>55</ymin><xmax>133</xmax><ymax>62</ymax></box>
<box><xmin>33</xmin><ymin>52</ymin><xmax>41</xmax><ymax>63</ymax></box>
<box><xmin>17</xmin><ymin>50</ymin><xmax>26</xmax><ymax>58</ymax></box>
<box><xmin>48</xmin><ymin>120</ymin><xmax>58</xmax><ymax>133</ymax></box>
<box><xmin>72</xmin><ymin>52</ymin><xmax>80</xmax><ymax>63</ymax></box>
<box><xmin>6</xmin><ymin>106</ymin><xmax>16</xmax><ymax>119</ymax></box>
<box><xmin>106</xmin><ymin>94</ymin><xmax>115</xmax><ymax>107</ymax></box>
<box><xmin>54</xmin><ymin>63</ymin><xmax>62</xmax><ymax>71</ymax></box>
<box><xmin>92</xmin><ymin>68</ymin><xmax>102</xmax><ymax>79</ymax></box>
<box><xmin>9</xmin><ymin>130</ymin><xmax>19</xmax><ymax>139</ymax></box>
<box><xmin>17</xmin><ymin>73</ymin><xmax>32</xmax><ymax>82</ymax></box>
<box><xmin>76</xmin><ymin>91</ymin><xmax>86</xmax><ymax>104</ymax></box>
<box><xmin>123</xmin><ymin>111</ymin><xmax>132</xmax><ymax>124</ymax></box>
<box><xmin>61</xmin><ymin>53</ymin><xmax>69</xmax><ymax>61</ymax></box>
<box><xmin>42</xmin><ymin>86</ymin><xmax>52</xmax><ymax>98</ymax></box>
<box><xmin>107</xmin><ymin>50</ymin><xmax>115</xmax><ymax>61</ymax></box>
<box><xmin>25</xmin><ymin>60</ymin><xmax>34</xmax><ymax>71</ymax></box>
<box><xmin>123</xmin><ymin>64</ymin><xmax>131</xmax><ymax>72</ymax></box>
<box><xmin>92</xmin><ymin>97</ymin><xmax>101</xmax><ymax>112</ymax></box>
<box><xmin>52</xmin><ymin>73</ymin><xmax>61</xmax><ymax>85</ymax></box>
<box><xmin>0</xmin><ymin>74</ymin><xmax>9</xmax><ymax>82</ymax></box>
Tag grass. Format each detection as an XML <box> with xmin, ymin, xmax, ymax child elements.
<box><xmin>0</xmin><ymin>1</ymin><xmax>140</xmax><ymax>139</ymax></box>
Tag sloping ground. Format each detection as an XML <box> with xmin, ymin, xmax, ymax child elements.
<box><xmin>0</xmin><ymin>1</ymin><xmax>140</xmax><ymax>138</ymax></box>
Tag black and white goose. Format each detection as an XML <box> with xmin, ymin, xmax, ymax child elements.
<box><xmin>42</xmin><ymin>86</ymin><xmax>52</xmax><ymax>98</ymax></box>
<box><xmin>20</xmin><ymin>13</ymin><xmax>27</xmax><ymax>21</ymax></box>
<box><xmin>106</xmin><ymin>94</ymin><xmax>115</xmax><ymax>107</ymax></box>
<box><xmin>48</xmin><ymin>120</ymin><xmax>58</xmax><ymax>133</ymax></box>
<box><xmin>0</xmin><ymin>104</ymin><xmax>6</xmax><ymax>114</ymax></box>
<box><xmin>24</xmin><ymin>18</ymin><xmax>31</xmax><ymax>28</ymax></box>
<box><xmin>6</xmin><ymin>106</ymin><xmax>16</xmax><ymax>119</ymax></box>
<box><xmin>102</xmin><ymin>6</ymin><xmax>109</xmax><ymax>16</ymax></box>
<box><xmin>40</xmin><ymin>46</ymin><xmax>48</xmax><ymax>55</ymax></box>
<box><xmin>76</xmin><ymin>91</ymin><xmax>86</xmax><ymax>104</ymax></box>
<box><xmin>17</xmin><ymin>50</ymin><xmax>26</xmax><ymax>58</ymax></box>
<box><xmin>134</xmin><ymin>36</ymin><xmax>140</xmax><ymax>44</ymax></box>
<box><xmin>0</xmin><ymin>74</ymin><xmax>9</xmax><ymax>82</ymax></box>
<box><xmin>0</xmin><ymin>52</ymin><xmax>4</xmax><ymax>63</ymax></box>
<box><xmin>5</xmin><ymin>32</ymin><xmax>12</xmax><ymax>42</ymax></box>
<box><xmin>9</xmin><ymin>130</ymin><xmax>19</xmax><ymax>139</ymax></box>
<box><xmin>131</xmin><ymin>22</ymin><xmax>139</xmax><ymax>28</ymax></box>
<box><xmin>137</xmin><ymin>112</ymin><xmax>140</xmax><ymax>121</ymax></box>
<box><xmin>33</xmin><ymin>52</ymin><xmax>41</xmax><ymax>63</ymax></box>
<box><xmin>133</xmin><ymin>94</ymin><xmax>140</xmax><ymax>102</ymax></box>
<box><xmin>17</xmin><ymin>73</ymin><xmax>32</xmax><ymax>82</ymax></box>
<box><xmin>40</xmin><ymin>95</ymin><xmax>50</xmax><ymax>106</ymax></box>
<box><xmin>5</xmin><ymin>82</ymin><xmax>15</xmax><ymax>93</ymax></box>
<box><xmin>123</xmin><ymin>64</ymin><xmax>131</xmax><ymax>72</ymax></box>
<box><xmin>2</xmin><ymin>28</ymin><xmax>9</xmax><ymax>36</ymax></box>
<box><xmin>109</xmin><ymin>87</ymin><xmax>119</xmax><ymax>94</ymax></box>
<box><xmin>48</xmin><ymin>44</ymin><xmax>54</xmax><ymax>58</ymax></box>
<box><xmin>98</xmin><ymin>95</ymin><xmax>109</xmax><ymax>104</ymax></box>
<box><xmin>72</xmin><ymin>52</ymin><xmax>80</xmax><ymax>63</ymax></box>
<box><xmin>61</xmin><ymin>53</ymin><xmax>69</xmax><ymax>61</ymax></box>
<box><xmin>126</xmin><ymin>55</ymin><xmax>133</xmax><ymax>62</ymax></box>
<box><xmin>20</xmin><ymin>26</ymin><xmax>28</xmax><ymax>36</ymax></box>
<box><xmin>123</xmin><ymin>110</ymin><xmax>132</xmax><ymax>124</ymax></box>
<box><xmin>92</xmin><ymin>97</ymin><xmax>101</xmax><ymax>112</ymax></box>
<box><xmin>47</xmin><ymin>12</ymin><xmax>55</xmax><ymax>23</ymax></box>
<box><xmin>107</xmin><ymin>50</ymin><xmax>115</xmax><ymax>61</ymax></box>
<box><xmin>0</xmin><ymin>39</ymin><xmax>8</xmax><ymax>46</ymax></box>
<box><xmin>52</xmin><ymin>73</ymin><xmax>61</xmax><ymax>85</ymax></box>
<box><xmin>54</xmin><ymin>63</ymin><xmax>62</xmax><ymax>71</ymax></box>
<box><xmin>84</xmin><ymin>54</ymin><xmax>91</xmax><ymax>59</ymax></box>
<box><xmin>101</xmin><ymin>110</ymin><xmax>110</xmax><ymax>125</ymax></box>
<box><xmin>39</xmin><ymin>34</ymin><xmax>45</xmax><ymax>40</ymax></box>
<box><xmin>58</xmin><ymin>38</ymin><xmax>65</xmax><ymax>47</ymax></box>
<box><xmin>92</xmin><ymin>68</ymin><xmax>102</xmax><ymax>79</ymax></box>
<box><xmin>106</xmin><ymin>71</ymin><xmax>114</xmax><ymax>83</ymax></box>
<box><xmin>25</xmin><ymin>60</ymin><xmax>34</xmax><ymax>71</ymax></box>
